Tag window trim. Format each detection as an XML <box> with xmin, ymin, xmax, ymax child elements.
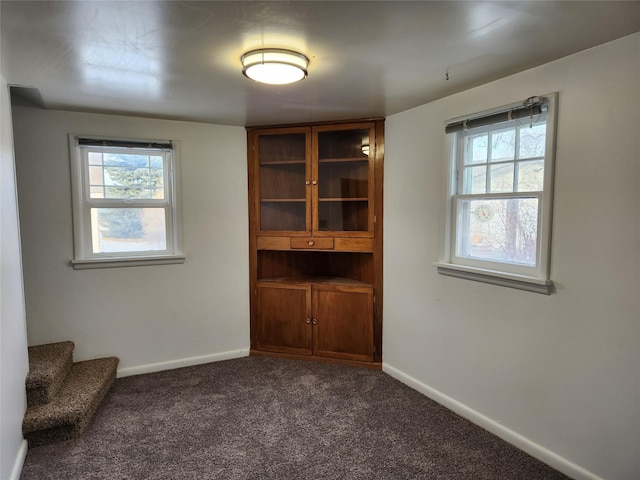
<box><xmin>69</xmin><ymin>134</ymin><xmax>184</xmax><ymax>269</ymax></box>
<box><xmin>436</xmin><ymin>93</ymin><xmax>557</xmax><ymax>293</ymax></box>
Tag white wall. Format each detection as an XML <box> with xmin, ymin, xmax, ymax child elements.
<box><xmin>12</xmin><ymin>106</ymin><xmax>249</xmax><ymax>375</ymax></box>
<box><xmin>383</xmin><ymin>33</ymin><xmax>640</xmax><ymax>480</ymax></box>
<box><xmin>9</xmin><ymin>31</ymin><xmax>639</xmax><ymax>480</ymax></box>
<box><xmin>1</xmin><ymin>79</ymin><xmax>29</xmax><ymax>477</ymax></box>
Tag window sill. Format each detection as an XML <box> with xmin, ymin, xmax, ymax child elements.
<box><xmin>71</xmin><ymin>254</ymin><xmax>185</xmax><ymax>270</ymax></box>
<box><xmin>434</xmin><ymin>262</ymin><xmax>554</xmax><ymax>295</ymax></box>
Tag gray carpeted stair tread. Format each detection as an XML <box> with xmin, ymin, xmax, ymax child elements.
<box><xmin>26</xmin><ymin>341</ymin><xmax>75</xmax><ymax>407</ymax></box>
<box><xmin>23</xmin><ymin>357</ymin><xmax>119</xmax><ymax>448</ymax></box>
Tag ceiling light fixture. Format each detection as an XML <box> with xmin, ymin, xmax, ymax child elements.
<box><xmin>241</xmin><ymin>48</ymin><xmax>309</xmax><ymax>85</ymax></box>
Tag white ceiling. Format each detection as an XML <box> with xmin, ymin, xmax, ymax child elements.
<box><xmin>2</xmin><ymin>1</ymin><xmax>639</xmax><ymax>127</ymax></box>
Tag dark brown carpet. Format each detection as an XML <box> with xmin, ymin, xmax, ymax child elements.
<box><xmin>20</xmin><ymin>356</ymin><xmax>572</xmax><ymax>479</ymax></box>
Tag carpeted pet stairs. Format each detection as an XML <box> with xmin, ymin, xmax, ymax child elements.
<box><xmin>22</xmin><ymin>341</ymin><xmax>118</xmax><ymax>448</ymax></box>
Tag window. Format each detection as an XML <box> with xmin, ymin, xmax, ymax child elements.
<box><xmin>437</xmin><ymin>94</ymin><xmax>557</xmax><ymax>294</ymax></box>
<box><xmin>69</xmin><ymin>136</ymin><xmax>184</xmax><ymax>269</ymax></box>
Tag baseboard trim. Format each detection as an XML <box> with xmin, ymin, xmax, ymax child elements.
<box><xmin>117</xmin><ymin>348</ymin><xmax>250</xmax><ymax>378</ymax></box>
<box><xmin>9</xmin><ymin>439</ymin><xmax>28</xmax><ymax>480</ymax></box>
<box><xmin>250</xmin><ymin>349</ymin><xmax>382</xmax><ymax>370</ymax></box>
<box><xmin>382</xmin><ymin>363</ymin><xmax>603</xmax><ymax>480</ymax></box>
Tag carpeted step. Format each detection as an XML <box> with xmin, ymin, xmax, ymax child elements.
<box><xmin>23</xmin><ymin>357</ymin><xmax>119</xmax><ymax>448</ymax></box>
<box><xmin>26</xmin><ymin>341</ymin><xmax>75</xmax><ymax>407</ymax></box>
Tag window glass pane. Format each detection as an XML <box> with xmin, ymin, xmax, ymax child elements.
<box><xmin>491</xmin><ymin>128</ymin><xmax>515</xmax><ymax>162</ymax></box>
<box><xmin>88</xmin><ymin>152</ymin><xmax>165</xmax><ymax>200</ymax></box>
<box><xmin>88</xmin><ymin>152</ymin><xmax>103</xmax><ymax>166</ymax></box>
<box><xmin>519</xmin><ymin>123</ymin><xmax>546</xmax><ymax>158</ymax></box>
<box><xmin>149</xmin><ymin>156</ymin><xmax>163</xmax><ymax>168</ymax></box>
<box><xmin>91</xmin><ymin>207</ymin><xmax>166</xmax><ymax>253</ymax></box>
<box><xmin>463</xmin><ymin>165</ymin><xmax>486</xmax><ymax>194</ymax></box>
<box><xmin>103</xmin><ymin>185</ymin><xmax>163</xmax><ymax>199</ymax></box>
<box><xmin>90</xmin><ymin>186</ymin><xmax>104</xmax><ymax>198</ymax></box>
<box><xmin>517</xmin><ymin>160</ymin><xmax>544</xmax><ymax>192</ymax></box>
<box><xmin>102</xmin><ymin>153</ymin><xmax>149</xmax><ymax>167</ymax></box>
<box><xmin>456</xmin><ymin>197</ymin><xmax>539</xmax><ymax>266</ymax></box>
<box><xmin>464</xmin><ymin>133</ymin><xmax>488</xmax><ymax>165</ymax></box>
<box><xmin>88</xmin><ymin>165</ymin><xmax>104</xmax><ymax>187</ymax></box>
<box><xmin>489</xmin><ymin>163</ymin><xmax>514</xmax><ymax>193</ymax></box>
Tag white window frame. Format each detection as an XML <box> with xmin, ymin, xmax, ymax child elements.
<box><xmin>436</xmin><ymin>93</ymin><xmax>557</xmax><ymax>294</ymax></box>
<box><xmin>69</xmin><ymin>134</ymin><xmax>184</xmax><ymax>269</ymax></box>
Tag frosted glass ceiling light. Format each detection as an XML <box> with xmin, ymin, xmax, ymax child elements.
<box><xmin>241</xmin><ymin>49</ymin><xmax>309</xmax><ymax>85</ymax></box>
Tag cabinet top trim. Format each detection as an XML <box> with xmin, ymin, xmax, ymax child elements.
<box><xmin>246</xmin><ymin>117</ymin><xmax>385</xmax><ymax>131</ymax></box>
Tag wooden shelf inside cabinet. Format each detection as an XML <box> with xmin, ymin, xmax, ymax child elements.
<box><xmin>319</xmin><ymin>198</ymin><xmax>368</xmax><ymax>202</ymax></box>
<box><xmin>258</xmin><ymin>276</ymin><xmax>372</xmax><ymax>288</ymax></box>
<box><xmin>261</xmin><ymin>198</ymin><xmax>306</xmax><ymax>203</ymax></box>
<box><xmin>318</xmin><ymin>157</ymin><xmax>369</xmax><ymax>163</ymax></box>
<box><xmin>261</xmin><ymin>160</ymin><xmax>306</xmax><ymax>165</ymax></box>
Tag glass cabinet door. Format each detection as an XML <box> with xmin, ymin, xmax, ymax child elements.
<box><xmin>258</xmin><ymin>131</ymin><xmax>310</xmax><ymax>233</ymax></box>
<box><xmin>314</xmin><ymin>125</ymin><xmax>374</xmax><ymax>234</ymax></box>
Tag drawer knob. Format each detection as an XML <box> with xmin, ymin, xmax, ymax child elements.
<box><xmin>305</xmin><ymin>180</ymin><xmax>311</xmax><ymax>185</ymax></box>
<box><xmin>305</xmin><ymin>317</ymin><xmax>311</xmax><ymax>324</ymax></box>
<box><xmin>312</xmin><ymin>180</ymin><xmax>318</xmax><ymax>185</ymax></box>
<box><xmin>308</xmin><ymin>240</ymin><xmax>314</xmax><ymax>246</ymax></box>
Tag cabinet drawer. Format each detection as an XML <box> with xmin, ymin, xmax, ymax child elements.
<box><xmin>257</xmin><ymin>236</ymin><xmax>290</xmax><ymax>250</ymax></box>
<box><xmin>290</xmin><ymin>237</ymin><xmax>335</xmax><ymax>250</ymax></box>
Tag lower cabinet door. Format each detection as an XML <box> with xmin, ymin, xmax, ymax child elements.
<box><xmin>256</xmin><ymin>283</ymin><xmax>312</xmax><ymax>355</ymax></box>
<box><xmin>312</xmin><ymin>285</ymin><xmax>374</xmax><ymax>362</ymax></box>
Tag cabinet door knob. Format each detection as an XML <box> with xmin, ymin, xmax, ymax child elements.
<box><xmin>305</xmin><ymin>180</ymin><xmax>311</xmax><ymax>185</ymax></box>
<box><xmin>312</xmin><ymin>180</ymin><xmax>318</xmax><ymax>185</ymax></box>
<box><xmin>308</xmin><ymin>240</ymin><xmax>314</xmax><ymax>246</ymax></box>
<box><xmin>305</xmin><ymin>317</ymin><xmax>311</xmax><ymax>324</ymax></box>
<box><xmin>312</xmin><ymin>318</ymin><xmax>318</xmax><ymax>325</ymax></box>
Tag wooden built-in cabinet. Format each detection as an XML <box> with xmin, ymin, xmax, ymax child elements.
<box><xmin>256</xmin><ymin>279</ymin><xmax>373</xmax><ymax>362</ymax></box>
<box><xmin>247</xmin><ymin>119</ymin><xmax>383</xmax><ymax>368</ymax></box>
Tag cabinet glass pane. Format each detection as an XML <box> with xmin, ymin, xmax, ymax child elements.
<box><xmin>317</xmin><ymin>128</ymin><xmax>370</xmax><ymax>232</ymax></box>
<box><xmin>261</xmin><ymin>202</ymin><xmax>306</xmax><ymax>231</ymax></box>
<box><xmin>260</xmin><ymin>164</ymin><xmax>305</xmax><ymax>199</ymax></box>
<box><xmin>318</xmin><ymin>201</ymin><xmax>368</xmax><ymax>231</ymax></box>
<box><xmin>318</xmin><ymin>129</ymin><xmax>370</xmax><ymax>160</ymax></box>
<box><xmin>318</xmin><ymin>162</ymin><xmax>368</xmax><ymax>199</ymax></box>
<box><xmin>259</xmin><ymin>134</ymin><xmax>306</xmax><ymax>163</ymax></box>
<box><xmin>259</xmin><ymin>133</ymin><xmax>307</xmax><ymax>232</ymax></box>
